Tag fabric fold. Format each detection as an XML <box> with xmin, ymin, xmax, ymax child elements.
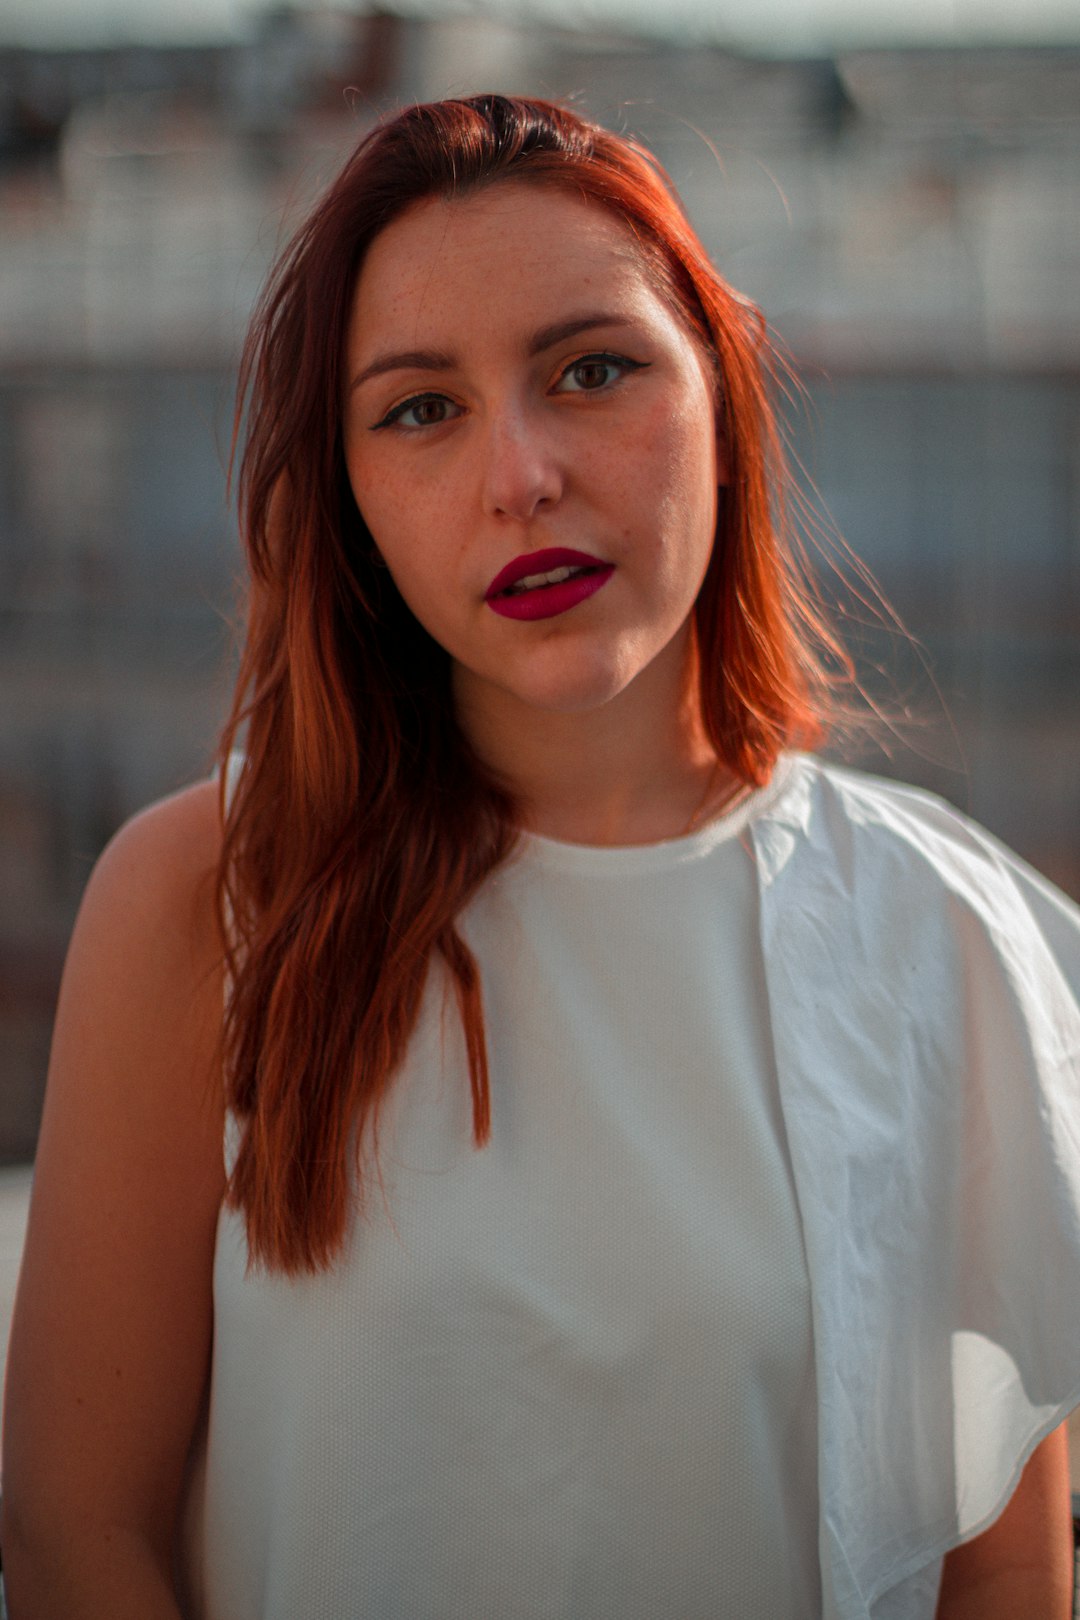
<box><xmin>752</xmin><ymin>758</ymin><xmax>1080</xmax><ymax>1618</ymax></box>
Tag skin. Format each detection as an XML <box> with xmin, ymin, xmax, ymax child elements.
<box><xmin>343</xmin><ymin>181</ymin><xmax>738</xmax><ymax>846</ymax></box>
<box><xmin>934</xmin><ymin>1421</ymin><xmax>1074</xmax><ymax>1617</ymax></box>
<box><xmin>1</xmin><ymin>179</ymin><xmax>1073</xmax><ymax>1613</ymax></box>
<box><xmin>0</xmin><ymin>781</ymin><xmax>224</xmax><ymax>1617</ymax></box>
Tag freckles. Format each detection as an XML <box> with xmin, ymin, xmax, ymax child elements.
<box><xmin>640</xmin><ymin>385</ymin><xmax>711</xmax><ymax>471</ymax></box>
<box><xmin>631</xmin><ymin>394</ymin><xmax>674</xmax><ymax>449</ymax></box>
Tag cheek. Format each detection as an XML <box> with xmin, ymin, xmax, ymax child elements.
<box><xmin>348</xmin><ymin>464</ymin><xmax>419</xmax><ymax>573</ymax></box>
<box><xmin>348</xmin><ymin>443</ymin><xmax>464</xmax><ymax>565</ymax></box>
<box><xmin>636</xmin><ymin>381</ymin><xmax>717</xmax><ymax>487</ymax></box>
<box><xmin>350</xmin><ymin>486</ymin><xmax>465</xmax><ymax>648</ymax></box>
<box><xmin>639</xmin><ymin>402</ymin><xmax>718</xmax><ymax>541</ymax></box>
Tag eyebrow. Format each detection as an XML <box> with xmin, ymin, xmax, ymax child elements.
<box><xmin>349</xmin><ymin>311</ymin><xmax>634</xmax><ymax>392</ymax></box>
<box><xmin>526</xmin><ymin>312</ymin><xmax>634</xmax><ymax>357</ymax></box>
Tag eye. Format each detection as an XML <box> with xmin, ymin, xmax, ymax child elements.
<box><xmin>373</xmin><ymin>392</ymin><xmax>462</xmax><ymax>431</ymax></box>
<box><xmin>553</xmin><ymin>352</ymin><xmax>647</xmax><ymax>395</ymax></box>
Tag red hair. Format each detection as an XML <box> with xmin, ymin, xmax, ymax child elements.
<box><xmin>218</xmin><ymin>94</ymin><xmax>851</xmax><ymax>1273</ymax></box>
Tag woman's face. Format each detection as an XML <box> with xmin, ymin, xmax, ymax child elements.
<box><xmin>342</xmin><ymin>181</ymin><xmax>724</xmax><ymax>729</ymax></box>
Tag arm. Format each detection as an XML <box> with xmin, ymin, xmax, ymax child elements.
<box><xmin>935</xmin><ymin>1420</ymin><xmax>1074</xmax><ymax>1619</ymax></box>
<box><xmin>0</xmin><ymin>782</ymin><xmax>227</xmax><ymax>1619</ymax></box>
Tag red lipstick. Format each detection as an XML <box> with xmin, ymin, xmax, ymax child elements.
<box><xmin>485</xmin><ymin>547</ymin><xmax>614</xmax><ymax>622</ymax></box>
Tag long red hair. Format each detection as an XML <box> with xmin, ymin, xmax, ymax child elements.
<box><xmin>218</xmin><ymin>94</ymin><xmax>851</xmax><ymax>1274</ymax></box>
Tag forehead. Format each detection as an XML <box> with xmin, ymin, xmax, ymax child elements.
<box><xmin>349</xmin><ymin>182</ymin><xmax>670</xmax><ymax>344</ymax></box>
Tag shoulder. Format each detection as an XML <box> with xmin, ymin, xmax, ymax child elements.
<box><xmin>52</xmin><ymin>776</ymin><xmax>228</xmax><ymax>1138</ymax></box>
<box><xmin>2</xmin><ymin>783</ymin><xmax>230</xmax><ymax>1562</ymax></box>
<box><xmin>28</xmin><ymin>775</ymin><xmax>230</xmax><ymax>1277</ymax></box>
<box><xmin>770</xmin><ymin>754</ymin><xmax>1045</xmax><ymax>898</ymax></box>
<box><xmin>88</xmin><ymin>776</ymin><xmax>222</xmax><ymax>920</ymax></box>
<box><xmin>72</xmin><ymin>777</ymin><xmax>225</xmax><ymax>986</ymax></box>
<box><xmin>786</xmin><ymin>754</ymin><xmax>983</xmax><ymax>847</ymax></box>
<box><xmin>760</xmin><ymin>754</ymin><xmax>1080</xmax><ymax>1004</ymax></box>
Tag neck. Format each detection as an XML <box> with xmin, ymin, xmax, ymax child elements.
<box><xmin>454</xmin><ymin>631</ymin><xmax>738</xmax><ymax>847</ymax></box>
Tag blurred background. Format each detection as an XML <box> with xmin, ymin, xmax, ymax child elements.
<box><xmin>0</xmin><ymin>0</ymin><xmax>1078</xmax><ymax>1170</ymax></box>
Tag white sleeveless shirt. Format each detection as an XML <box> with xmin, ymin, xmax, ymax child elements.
<box><xmin>179</xmin><ymin>755</ymin><xmax>1080</xmax><ymax>1619</ymax></box>
<box><xmin>179</xmin><ymin>763</ymin><xmax>823</xmax><ymax>1619</ymax></box>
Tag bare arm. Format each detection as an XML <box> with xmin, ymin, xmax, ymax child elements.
<box><xmin>1</xmin><ymin>781</ymin><xmax>227</xmax><ymax>1618</ymax></box>
<box><xmin>935</xmin><ymin>1420</ymin><xmax>1074</xmax><ymax>1619</ymax></box>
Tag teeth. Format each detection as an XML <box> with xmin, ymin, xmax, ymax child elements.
<box><xmin>505</xmin><ymin>565</ymin><xmax>583</xmax><ymax>596</ymax></box>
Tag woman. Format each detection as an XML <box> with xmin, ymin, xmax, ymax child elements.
<box><xmin>2</xmin><ymin>94</ymin><xmax>1078</xmax><ymax>1620</ymax></box>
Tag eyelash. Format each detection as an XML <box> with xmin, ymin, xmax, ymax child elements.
<box><xmin>372</xmin><ymin>392</ymin><xmax>455</xmax><ymax>432</ymax></box>
<box><xmin>555</xmin><ymin>351</ymin><xmax>647</xmax><ymax>394</ymax></box>
<box><xmin>371</xmin><ymin>351</ymin><xmax>648</xmax><ymax>432</ymax></box>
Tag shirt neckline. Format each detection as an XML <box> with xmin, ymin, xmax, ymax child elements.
<box><xmin>514</xmin><ymin>753</ymin><xmax>802</xmax><ymax>877</ymax></box>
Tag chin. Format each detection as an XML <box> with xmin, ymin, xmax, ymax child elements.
<box><xmin>508</xmin><ymin>666</ymin><xmax>638</xmax><ymax>716</ymax></box>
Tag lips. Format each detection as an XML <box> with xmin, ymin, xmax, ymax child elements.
<box><xmin>484</xmin><ymin>547</ymin><xmax>614</xmax><ymax>622</ymax></box>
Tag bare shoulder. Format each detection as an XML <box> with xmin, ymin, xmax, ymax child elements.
<box><xmin>1</xmin><ymin>776</ymin><xmax>232</xmax><ymax>1561</ymax></box>
<box><xmin>46</xmin><ymin>776</ymin><xmax>227</xmax><ymax>1132</ymax></box>
<box><xmin>86</xmin><ymin>775</ymin><xmax>223</xmax><ymax>939</ymax></box>
<box><xmin>40</xmin><ymin>773</ymin><xmax>229</xmax><ymax>1175</ymax></box>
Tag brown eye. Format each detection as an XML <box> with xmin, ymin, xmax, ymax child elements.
<box><xmin>375</xmin><ymin>393</ymin><xmax>461</xmax><ymax>431</ymax></box>
<box><xmin>572</xmin><ymin>359</ymin><xmax>616</xmax><ymax>390</ymax></box>
<box><xmin>553</xmin><ymin>353</ymin><xmax>646</xmax><ymax>397</ymax></box>
<box><xmin>410</xmin><ymin>398</ymin><xmax>449</xmax><ymax>425</ymax></box>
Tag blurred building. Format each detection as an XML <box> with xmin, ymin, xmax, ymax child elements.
<box><xmin>0</xmin><ymin>9</ymin><xmax>1078</xmax><ymax>1158</ymax></box>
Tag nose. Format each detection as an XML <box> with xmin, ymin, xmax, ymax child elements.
<box><xmin>480</xmin><ymin>403</ymin><xmax>563</xmax><ymax>522</ymax></box>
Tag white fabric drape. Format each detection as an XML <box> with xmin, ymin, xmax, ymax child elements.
<box><xmin>752</xmin><ymin>759</ymin><xmax>1080</xmax><ymax>1617</ymax></box>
